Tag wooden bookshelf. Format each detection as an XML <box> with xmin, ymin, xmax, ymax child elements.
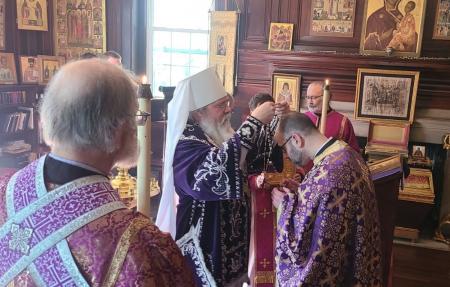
<box><xmin>0</xmin><ymin>84</ymin><xmax>45</xmax><ymax>169</ymax></box>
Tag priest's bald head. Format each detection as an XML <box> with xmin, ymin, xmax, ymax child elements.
<box><xmin>40</xmin><ymin>59</ymin><xmax>139</xmax><ymax>173</ymax></box>
<box><xmin>306</xmin><ymin>81</ymin><xmax>330</xmax><ymax>114</ymax></box>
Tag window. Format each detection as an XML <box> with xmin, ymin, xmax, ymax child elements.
<box><xmin>149</xmin><ymin>0</ymin><xmax>211</xmax><ymax>98</ymax></box>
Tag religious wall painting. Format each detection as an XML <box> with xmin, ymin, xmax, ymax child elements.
<box><xmin>20</xmin><ymin>56</ymin><xmax>40</xmax><ymax>84</ymax></box>
<box><xmin>272</xmin><ymin>73</ymin><xmax>301</xmax><ymax>111</ymax></box>
<box><xmin>355</xmin><ymin>68</ymin><xmax>419</xmax><ymax>123</ymax></box>
<box><xmin>209</xmin><ymin>11</ymin><xmax>239</xmax><ymax>95</ymax></box>
<box><xmin>268</xmin><ymin>23</ymin><xmax>294</xmax><ymax>51</ymax></box>
<box><xmin>38</xmin><ymin>55</ymin><xmax>65</xmax><ymax>84</ymax></box>
<box><xmin>310</xmin><ymin>0</ymin><xmax>356</xmax><ymax>37</ymax></box>
<box><xmin>16</xmin><ymin>0</ymin><xmax>49</xmax><ymax>31</ymax></box>
<box><xmin>53</xmin><ymin>0</ymin><xmax>106</xmax><ymax>60</ymax></box>
<box><xmin>0</xmin><ymin>0</ymin><xmax>5</xmax><ymax>50</ymax></box>
<box><xmin>0</xmin><ymin>53</ymin><xmax>18</xmax><ymax>84</ymax></box>
<box><xmin>360</xmin><ymin>0</ymin><xmax>427</xmax><ymax>57</ymax></box>
<box><xmin>433</xmin><ymin>0</ymin><xmax>450</xmax><ymax>40</ymax></box>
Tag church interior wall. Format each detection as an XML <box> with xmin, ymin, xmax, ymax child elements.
<box><xmin>217</xmin><ymin>0</ymin><xmax>450</xmax><ymax>285</ymax></box>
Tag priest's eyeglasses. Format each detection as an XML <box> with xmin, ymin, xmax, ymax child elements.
<box><xmin>305</xmin><ymin>95</ymin><xmax>323</xmax><ymax>100</ymax></box>
<box><xmin>280</xmin><ymin>135</ymin><xmax>293</xmax><ymax>152</ymax></box>
<box><xmin>135</xmin><ymin>110</ymin><xmax>151</xmax><ymax>126</ymax></box>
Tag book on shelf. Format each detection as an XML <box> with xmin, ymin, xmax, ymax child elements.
<box><xmin>0</xmin><ymin>108</ymin><xmax>34</xmax><ymax>133</ymax></box>
<box><xmin>0</xmin><ymin>91</ymin><xmax>26</xmax><ymax>105</ymax></box>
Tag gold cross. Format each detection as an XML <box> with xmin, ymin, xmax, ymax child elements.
<box><xmin>259</xmin><ymin>258</ymin><xmax>270</xmax><ymax>269</ymax></box>
<box><xmin>259</xmin><ymin>208</ymin><xmax>270</xmax><ymax>218</ymax></box>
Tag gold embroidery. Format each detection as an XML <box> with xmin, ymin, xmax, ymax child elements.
<box><xmin>339</xmin><ymin>116</ymin><xmax>347</xmax><ymax>140</ymax></box>
<box><xmin>254</xmin><ymin>271</ymin><xmax>275</xmax><ymax>284</ymax></box>
<box><xmin>313</xmin><ymin>141</ymin><xmax>348</xmax><ymax>165</ymax></box>
<box><xmin>259</xmin><ymin>209</ymin><xmax>270</xmax><ymax>218</ymax></box>
<box><xmin>101</xmin><ymin>217</ymin><xmax>148</xmax><ymax>287</ymax></box>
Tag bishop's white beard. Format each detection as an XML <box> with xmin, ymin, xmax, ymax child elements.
<box><xmin>198</xmin><ymin>113</ymin><xmax>235</xmax><ymax>145</ymax></box>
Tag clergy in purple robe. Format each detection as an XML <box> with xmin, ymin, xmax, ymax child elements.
<box><xmin>305</xmin><ymin>81</ymin><xmax>360</xmax><ymax>153</ymax></box>
<box><xmin>156</xmin><ymin>68</ymin><xmax>276</xmax><ymax>286</ymax></box>
<box><xmin>272</xmin><ymin>112</ymin><xmax>382</xmax><ymax>286</ymax></box>
<box><xmin>0</xmin><ymin>59</ymin><xmax>194</xmax><ymax>287</ymax></box>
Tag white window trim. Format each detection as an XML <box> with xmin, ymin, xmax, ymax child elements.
<box><xmin>147</xmin><ymin>2</ymin><xmax>210</xmax><ymax>98</ymax></box>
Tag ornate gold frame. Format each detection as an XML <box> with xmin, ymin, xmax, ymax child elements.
<box><xmin>272</xmin><ymin>72</ymin><xmax>301</xmax><ymax>112</ymax></box>
<box><xmin>360</xmin><ymin>0</ymin><xmax>427</xmax><ymax>57</ymax></box>
<box><xmin>53</xmin><ymin>0</ymin><xmax>106</xmax><ymax>60</ymax></box>
<box><xmin>16</xmin><ymin>0</ymin><xmax>49</xmax><ymax>31</ymax></box>
<box><xmin>268</xmin><ymin>22</ymin><xmax>294</xmax><ymax>51</ymax></box>
<box><xmin>0</xmin><ymin>52</ymin><xmax>18</xmax><ymax>84</ymax></box>
<box><xmin>37</xmin><ymin>55</ymin><xmax>65</xmax><ymax>85</ymax></box>
<box><xmin>355</xmin><ymin>68</ymin><xmax>419</xmax><ymax>123</ymax></box>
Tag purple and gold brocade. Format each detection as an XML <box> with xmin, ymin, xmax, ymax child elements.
<box><xmin>0</xmin><ymin>160</ymin><xmax>194</xmax><ymax>287</ymax></box>
<box><xmin>276</xmin><ymin>141</ymin><xmax>382</xmax><ymax>286</ymax></box>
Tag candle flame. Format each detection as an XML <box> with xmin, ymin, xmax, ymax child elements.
<box><xmin>325</xmin><ymin>79</ymin><xmax>329</xmax><ymax>85</ymax></box>
<box><xmin>142</xmin><ymin>75</ymin><xmax>148</xmax><ymax>84</ymax></box>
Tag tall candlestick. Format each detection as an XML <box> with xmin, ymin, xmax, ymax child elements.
<box><xmin>320</xmin><ymin>79</ymin><xmax>330</xmax><ymax>134</ymax></box>
<box><xmin>137</xmin><ymin>75</ymin><xmax>152</xmax><ymax>218</ymax></box>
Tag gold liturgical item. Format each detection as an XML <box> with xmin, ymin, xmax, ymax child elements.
<box><xmin>264</xmin><ymin>157</ymin><xmax>297</xmax><ymax>186</ymax></box>
<box><xmin>365</xmin><ymin>120</ymin><xmax>410</xmax><ymax>161</ymax></box>
<box><xmin>111</xmin><ymin>168</ymin><xmax>136</xmax><ymax>207</ymax></box>
<box><xmin>395</xmin><ymin>168</ymin><xmax>435</xmax><ymax>242</ymax></box>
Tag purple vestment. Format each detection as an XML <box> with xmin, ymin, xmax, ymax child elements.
<box><xmin>0</xmin><ymin>156</ymin><xmax>194</xmax><ymax>287</ymax></box>
<box><xmin>276</xmin><ymin>141</ymin><xmax>382</xmax><ymax>286</ymax></box>
<box><xmin>174</xmin><ymin>117</ymin><xmax>263</xmax><ymax>286</ymax></box>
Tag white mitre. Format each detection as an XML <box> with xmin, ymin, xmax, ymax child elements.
<box><xmin>156</xmin><ymin>67</ymin><xmax>227</xmax><ymax>238</ymax></box>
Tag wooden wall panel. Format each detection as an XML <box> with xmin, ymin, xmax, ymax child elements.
<box><xmin>236</xmin><ymin>50</ymin><xmax>450</xmax><ymax>111</ymax></box>
<box><xmin>216</xmin><ymin>0</ymin><xmax>450</xmax><ymax>123</ymax></box>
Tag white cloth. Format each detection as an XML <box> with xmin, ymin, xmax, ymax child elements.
<box><xmin>155</xmin><ymin>67</ymin><xmax>227</xmax><ymax>238</ymax></box>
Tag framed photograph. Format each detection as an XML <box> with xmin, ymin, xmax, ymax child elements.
<box><xmin>360</xmin><ymin>0</ymin><xmax>427</xmax><ymax>57</ymax></box>
<box><xmin>16</xmin><ymin>0</ymin><xmax>48</xmax><ymax>31</ymax></box>
<box><xmin>433</xmin><ymin>0</ymin><xmax>450</xmax><ymax>40</ymax></box>
<box><xmin>268</xmin><ymin>23</ymin><xmax>294</xmax><ymax>51</ymax></box>
<box><xmin>0</xmin><ymin>52</ymin><xmax>18</xmax><ymax>84</ymax></box>
<box><xmin>20</xmin><ymin>56</ymin><xmax>40</xmax><ymax>84</ymax></box>
<box><xmin>272</xmin><ymin>73</ymin><xmax>301</xmax><ymax>111</ymax></box>
<box><xmin>209</xmin><ymin>11</ymin><xmax>239</xmax><ymax>95</ymax></box>
<box><xmin>412</xmin><ymin>145</ymin><xmax>426</xmax><ymax>159</ymax></box>
<box><xmin>0</xmin><ymin>0</ymin><xmax>5</xmax><ymax>50</ymax></box>
<box><xmin>310</xmin><ymin>0</ymin><xmax>356</xmax><ymax>37</ymax></box>
<box><xmin>355</xmin><ymin>68</ymin><xmax>419</xmax><ymax>123</ymax></box>
<box><xmin>38</xmin><ymin>55</ymin><xmax>65</xmax><ymax>84</ymax></box>
<box><xmin>54</xmin><ymin>0</ymin><xmax>106</xmax><ymax>60</ymax></box>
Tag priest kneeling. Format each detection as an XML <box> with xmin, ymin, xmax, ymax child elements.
<box><xmin>0</xmin><ymin>59</ymin><xmax>194</xmax><ymax>286</ymax></box>
<box><xmin>272</xmin><ymin>112</ymin><xmax>382</xmax><ymax>286</ymax></box>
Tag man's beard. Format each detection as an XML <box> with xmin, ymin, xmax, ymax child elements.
<box><xmin>287</xmin><ymin>145</ymin><xmax>304</xmax><ymax>166</ymax></box>
<box><xmin>308</xmin><ymin>105</ymin><xmax>321</xmax><ymax>114</ymax></box>
<box><xmin>114</xmin><ymin>132</ymin><xmax>139</xmax><ymax>169</ymax></box>
<box><xmin>198</xmin><ymin>113</ymin><xmax>235</xmax><ymax>145</ymax></box>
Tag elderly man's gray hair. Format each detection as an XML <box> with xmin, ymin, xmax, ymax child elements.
<box><xmin>40</xmin><ymin>59</ymin><xmax>137</xmax><ymax>153</ymax></box>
